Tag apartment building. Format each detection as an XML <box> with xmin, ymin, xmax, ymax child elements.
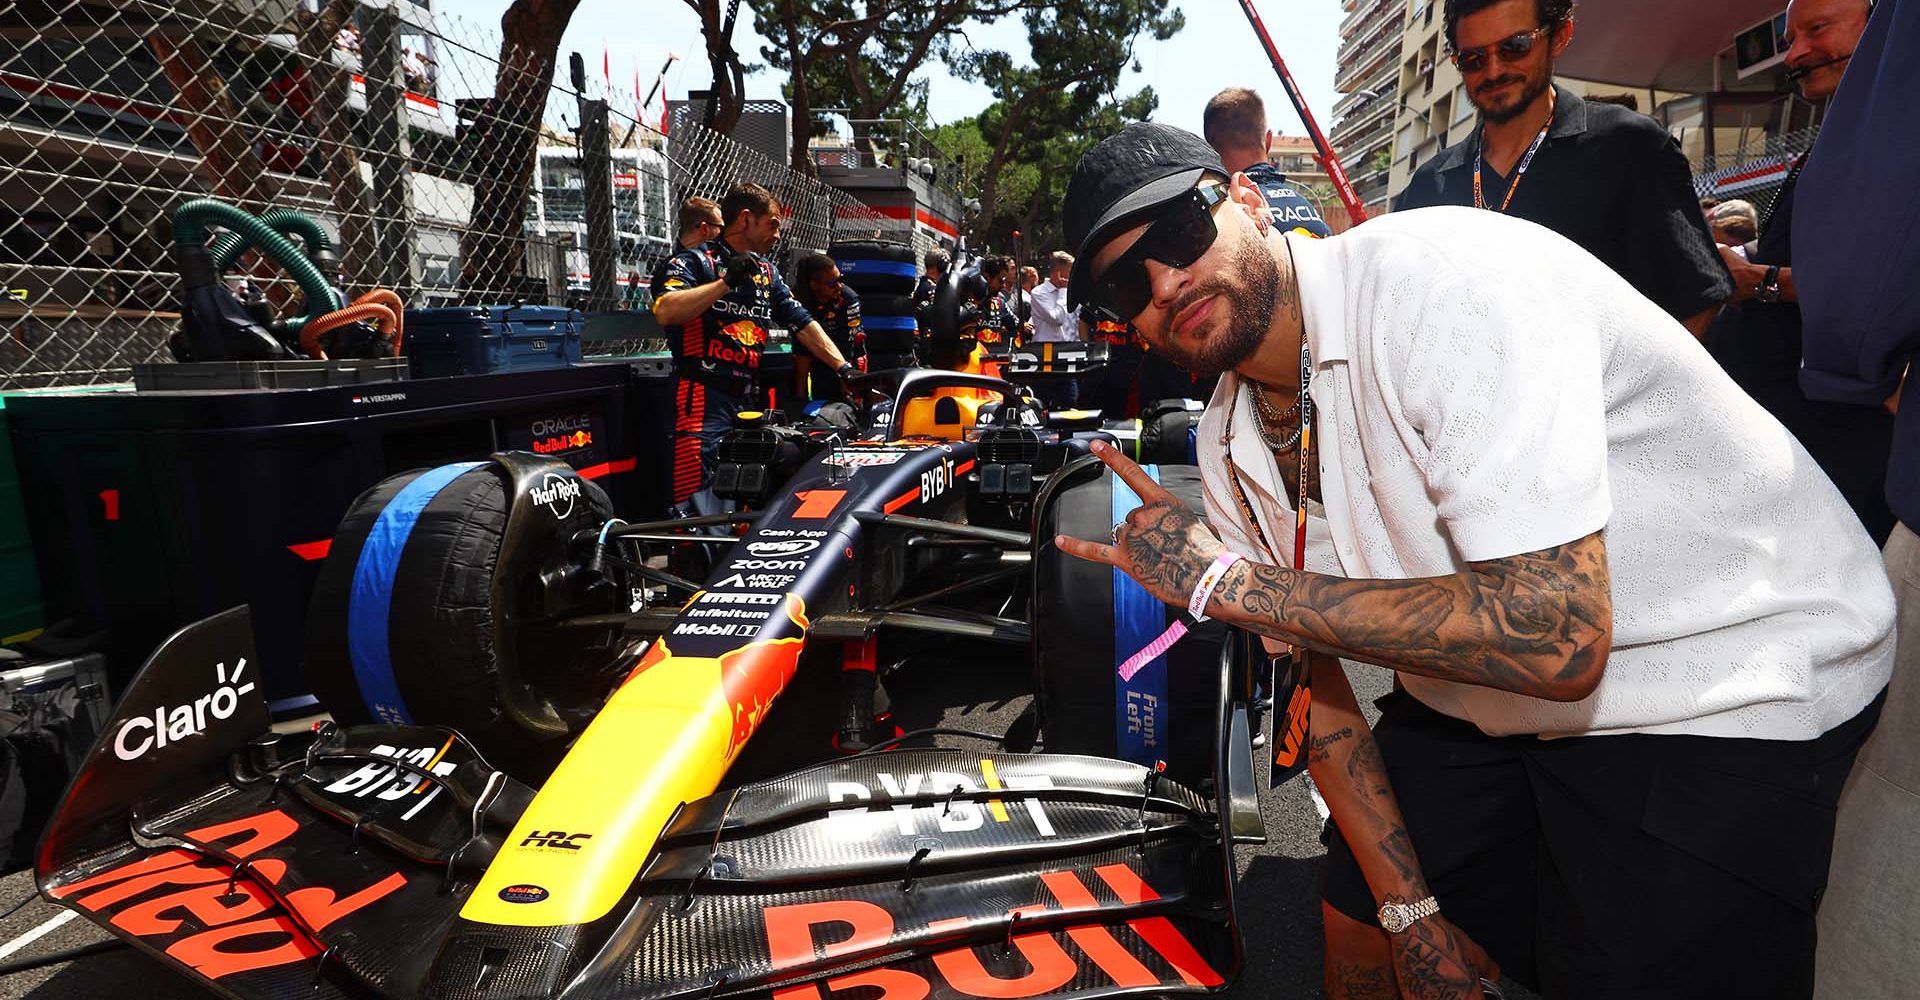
<box><xmin>1330</xmin><ymin>0</ymin><xmax>1408</xmax><ymax>218</ymax></box>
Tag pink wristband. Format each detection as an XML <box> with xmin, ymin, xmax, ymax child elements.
<box><xmin>1188</xmin><ymin>552</ymin><xmax>1244</xmax><ymax>620</ymax></box>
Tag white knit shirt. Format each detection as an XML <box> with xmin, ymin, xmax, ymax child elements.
<box><xmin>1197</xmin><ymin>207</ymin><xmax>1894</xmax><ymax>740</ymax></box>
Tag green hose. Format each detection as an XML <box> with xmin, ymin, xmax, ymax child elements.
<box><xmin>172</xmin><ymin>199</ymin><xmax>338</xmax><ymax>319</ymax></box>
<box><xmin>207</xmin><ymin>208</ymin><xmax>333</xmax><ymax>275</ymax></box>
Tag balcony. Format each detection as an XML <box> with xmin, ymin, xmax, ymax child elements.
<box><xmin>1331</xmin><ymin>96</ymin><xmax>1395</xmax><ymax>144</ymax></box>
<box><xmin>1338</xmin><ymin>126</ymin><xmax>1394</xmax><ymax>174</ymax></box>
<box><xmin>1338</xmin><ymin>20</ymin><xmax>1399</xmax><ymax>64</ymax></box>
<box><xmin>1340</xmin><ymin>0</ymin><xmax>1407</xmax><ymax>40</ymax></box>
<box><xmin>1336</xmin><ymin>32</ymin><xmax>1404</xmax><ymax>91</ymax></box>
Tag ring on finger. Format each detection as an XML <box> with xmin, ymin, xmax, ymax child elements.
<box><xmin>1111</xmin><ymin>524</ymin><xmax>1122</xmax><ymax>544</ymax></box>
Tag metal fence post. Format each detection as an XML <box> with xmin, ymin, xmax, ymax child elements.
<box><xmin>364</xmin><ymin>6</ymin><xmax>418</xmax><ymax>297</ymax></box>
<box><xmin>577</xmin><ymin>98</ymin><xmax>618</xmax><ymax>312</ymax></box>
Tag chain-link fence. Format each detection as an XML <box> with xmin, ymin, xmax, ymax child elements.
<box><xmin>0</xmin><ymin>0</ymin><xmax>898</xmax><ymax>388</ymax></box>
<box><xmin>1688</xmin><ymin>125</ymin><xmax>1819</xmax><ymax>209</ymax></box>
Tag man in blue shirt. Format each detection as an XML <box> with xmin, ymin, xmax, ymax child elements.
<box><xmin>1201</xmin><ymin>87</ymin><xmax>1335</xmax><ymax>239</ymax></box>
<box><xmin>1705</xmin><ymin>0</ymin><xmax>1893</xmax><ymax>543</ymax></box>
<box><xmin>1788</xmin><ymin>1</ymin><xmax>1920</xmax><ymax>994</ymax></box>
<box><xmin>652</xmin><ymin>183</ymin><xmax>853</xmax><ymax>511</ymax></box>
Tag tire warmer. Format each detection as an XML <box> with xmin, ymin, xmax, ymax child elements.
<box><xmin>345</xmin><ymin>461</ymin><xmax>485</xmax><ymax>725</ymax></box>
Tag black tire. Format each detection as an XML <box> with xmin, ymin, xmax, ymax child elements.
<box><xmin>864</xmin><ymin>329</ymin><xmax>919</xmax><ymax>355</ymax></box>
<box><xmin>860</xmin><ymin>293</ymin><xmax>917</xmax><ymax>316</ymax></box>
<box><xmin>833</xmin><ymin>240</ymin><xmax>918</xmax><ymax>296</ymax></box>
<box><xmin>1138</xmin><ymin>400</ymin><xmax>1198</xmax><ymax>466</ymax></box>
<box><xmin>304</xmin><ymin>461</ymin><xmax>611</xmax><ymax>781</ymax></box>
<box><xmin>1032</xmin><ymin>460</ymin><xmax>1226</xmax><ymax>789</ymax></box>
<box><xmin>829</xmin><ymin>239</ymin><xmax>916</xmax><ymax>264</ymax></box>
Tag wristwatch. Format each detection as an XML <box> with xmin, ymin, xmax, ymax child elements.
<box><xmin>1378</xmin><ymin>896</ymin><xmax>1441</xmax><ymax>934</ymax></box>
<box><xmin>1755</xmin><ymin>265</ymin><xmax>1783</xmax><ymax>304</ymax></box>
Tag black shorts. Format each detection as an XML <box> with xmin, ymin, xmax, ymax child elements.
<box><xmin>1322</xmin><ymin>687</ymin><xmax>1884</xmax><ymax>1000</ymax></box>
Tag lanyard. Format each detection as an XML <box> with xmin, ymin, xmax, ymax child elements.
<box><xmin>1226</xmin><ymin>336</ymin><xmax>1312</xmax><ymax>574</ymax></box>
<box><xmin>1472</xmin><ymin>108</ymin><xmax>1553</xmax><ymax>214</ymax></box>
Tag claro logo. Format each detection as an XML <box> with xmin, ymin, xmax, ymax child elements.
<box><xmin>530</xmin><ymin>473</ymin><xmax>582</xmax><ymax>520</ymax></box>
<box><xmin>113</xmin><ymin>659</ymin><xmax>256</xmax><ymax>761</ymax></box>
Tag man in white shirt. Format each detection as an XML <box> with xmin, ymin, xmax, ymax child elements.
<box><xmin>1030</xmin><ymin>251</ymin><xmax>1078</xmax><ymax>343</ymax></box>
<box><xmin>1029</xmin><ymin>251</ymin><xmax>1083</xmax><ymax>408</ymax></box>
<box><xmin>1057</xmin><ymin>123</ymin><xmax>1893</xmax><ymax>1000</ymax></box>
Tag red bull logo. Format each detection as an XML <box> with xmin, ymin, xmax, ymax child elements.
<box><xmin>720</xmin><ymin>320</ymin><xmax>768</xmax><ymax>347</ymax></box>
<box><xmin>719</xmin><ymin>593</ymin><xmax>810</xmax><ymax>759</ymax></box>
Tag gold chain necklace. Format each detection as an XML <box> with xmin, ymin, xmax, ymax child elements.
<box><xmin>1251</xmin><ymin>383</ymin><xmax>1302</xmax><ymax>450</ymax></box>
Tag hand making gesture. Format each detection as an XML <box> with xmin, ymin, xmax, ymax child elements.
<box><xmin>1054</xmin><ymin>440</ymin><xmax>1233</xmax><ymax>609</ymax></box>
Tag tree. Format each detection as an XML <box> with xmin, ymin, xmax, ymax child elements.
<box><xmin>755</xmin><ymin>0</ymin><xmax>1037</xmax><ymax>174</ymax></box>
<box><xmin>937</xmin><ymin>86</ymin><xmax>1157</xmax><ymax>253</ymax></box>
<box><xmin>459</xmin><ymin>0</ymin><xmax>582</xmax><ymax>298</ymax></box>
<box><xmin>954</xmin><ymin>0</ymin><xmax>1183</xmax><ymax>238</ymax></box>
<box><xmin>685</xmin><ymin>0</ymin><xmax>750</xmax><ymax>134</ymax></box>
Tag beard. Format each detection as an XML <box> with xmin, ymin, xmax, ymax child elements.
<box><xmin>1150</xmin><ymin>235</ymin><xmax>1279</xmax><ymax>379</ymax></box>
<box><xmin>1473</xmin><ymin>61</ymin><xmax>1553</xmax><ymax>124</ymax></box>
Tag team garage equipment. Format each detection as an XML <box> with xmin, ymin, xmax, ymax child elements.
<box><xmin>32</xmin><ymin>269</ymin><xmax>1267</xmax><ymax>1000</ymax></box>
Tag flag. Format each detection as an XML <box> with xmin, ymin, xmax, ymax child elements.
<box><xmin>634</xmin><ymin>65</ymin><xmax>642</xmax><ymax>110</ymax></box>
<box><xmin>602</xmin><ymin>46</ymin><xmax>610</xmax><ymax>90</ymax></box>
<box><xmin>660</xmin><ymin>99</ymin><xmax>669</xmax><ymax>136</ymax></box>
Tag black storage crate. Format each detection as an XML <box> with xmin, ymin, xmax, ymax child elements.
<box><xmin>406</xmin><ymin>305</ymin><xmax>583</xmax><ymax>377</ymax></box>
<box><xmin>5</xmin><ymin>366</ymin><xmax>651</xmax><ymax>714</ymax></box>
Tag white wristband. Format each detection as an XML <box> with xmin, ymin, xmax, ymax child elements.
<box><xmin>1189</xmin><ymin>552</ymin><xmax>1244</xmax><ymax>620</ymax></box>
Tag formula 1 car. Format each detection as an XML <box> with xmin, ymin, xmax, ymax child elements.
<box><xmin>34</xmin><ymin>269</ymin><xmax>1267</xmax><ymax>1000</ymax></box>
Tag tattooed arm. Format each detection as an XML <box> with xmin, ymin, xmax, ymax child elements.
<box><xmin>1307</xmin><ymin>651</ymin><xmax>1494</xmax><ymax>999</ymax></box>
<box><xmin>1057</xmin><ymin>441</ymin><xmax>1613</xmax><ymax>702</ymax></box>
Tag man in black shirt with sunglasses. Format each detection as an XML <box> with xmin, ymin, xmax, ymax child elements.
<box><xmin>1396</xmin><ymin>0</ymin><xmax>1730</xmax><ymax>336</ymax></box>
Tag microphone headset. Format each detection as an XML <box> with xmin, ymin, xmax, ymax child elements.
<box><xmin>1784</xmin><ymin>51</ymin><xmax>1852</xmax><ymax>81</ymax></box>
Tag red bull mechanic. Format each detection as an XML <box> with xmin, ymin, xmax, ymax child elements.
<box><xmin>652</xmin><ymin>182</ymin><xmax>854</xmax><ymax>512</ymax></box>
<box><xmin>794</xmin><ymin>252</ymin><xmax>864</xmax><ymax>405</ymax></box>
<box><xmin>971</xmin><ymin>254</ymin><xmax>1028</xmax><ymax>349</ymax></box>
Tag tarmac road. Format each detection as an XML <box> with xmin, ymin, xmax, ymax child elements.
<box><xmin>0</xmin><ymin>641</ymin><xmax>1491</xmax><ymax>1000</ymax></box>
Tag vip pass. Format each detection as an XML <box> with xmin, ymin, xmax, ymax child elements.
<box><xmin>1118</xmin><ymin>553</ymin><xmax>1244</xmax><ymax>682</ymax></box>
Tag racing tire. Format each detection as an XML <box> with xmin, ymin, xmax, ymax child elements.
<box><xmin>305</xmin><ymin>460</ymin><xmax>612</xmax><ymax>781</ymax></box>
<box><xmin>832</xmin><ymin>240</ymin><xmax>918</xmax><ymax>296</ymax></box>
<box><xmin>1032</xmin><ymin>460</ymin><xmax>1227</xmax><ymax>789</ymax></box>
<box><xmin>1138</xmin><ymin>400</ymin><xmax>1200</xmax><ymax>466</ymax></box>
<box><xmin>860</xmin><ymin>293</ymin><xmax>917</xmax><ymax>316</ymax></box>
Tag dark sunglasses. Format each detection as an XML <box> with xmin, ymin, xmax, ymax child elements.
<box><xmin>1449</xmin><ymin>25</ymin><xmax>1551</xmax><ymax>74</ymax></box>
<box><xmin>1089</xmin><ymin>181</ymin><xmax>1230</xmax><ymax>321</ymax></box>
